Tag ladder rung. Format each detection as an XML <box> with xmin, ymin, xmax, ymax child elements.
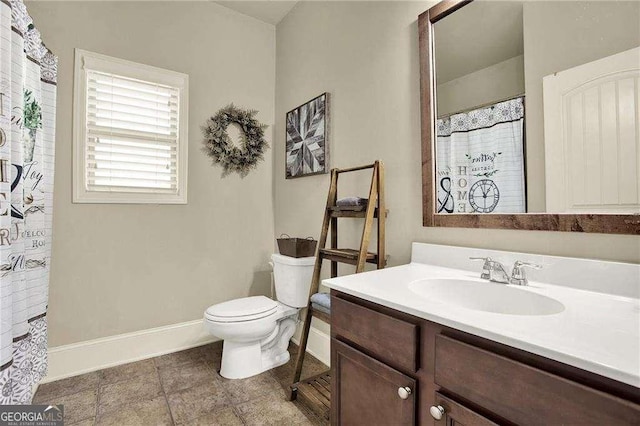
<box><xmin>310</xmin><ymin>305</ymin><xmax>331</xmax><ymax>323</ymax></box>
<box><xmin>330</xmin><ymin>205</ymin><xmax>367</xmax><ymax>212</ymax></box>
<box><xmin>329</xmin><ymin>206</ymin><xmax>387</xmax><ymax>218</ymax></box>
<box><xmin>319</xmin><ymin>248</ymin><xmax>378</xmax><ymax>265</ymax></box>
<box><xmin>334</xmin><ymin>163</ymin><xmax>376</xmax><ymax>174</ymax></box>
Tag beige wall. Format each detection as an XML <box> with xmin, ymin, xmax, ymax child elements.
<box><xmin>27</xmin><ymin>2</ymin><xmax>276</xmax><ymax>347</ymax></box>
<box><xmin>436</xmin><ymin>55</ymin><xmax>524</xmax><ymax>117</ymax></box>
<box><xmin>274</xmin><ymin>0</ymin><xmax>640</xmax><ymax>307</ymax></box>
<box><xmin>28</xmin><ymin>0</ymin><xmax>640</xmax><ymax>348</ymax></box>
<box><xmin>522</xmin><ymin>1</ymin><xmax>640</xmax><ymax>212</ymax></box>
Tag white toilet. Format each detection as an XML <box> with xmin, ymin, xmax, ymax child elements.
<box><xmin>204</xmin><ymin>254</ymin><xmax>315</xmax><ymax>379</ymax></box>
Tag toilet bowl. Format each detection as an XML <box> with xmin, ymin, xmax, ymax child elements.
<box><xmin>204</xmin><ymin>254</ymin><xmax>314</xmax><ymax>379</ymax></box>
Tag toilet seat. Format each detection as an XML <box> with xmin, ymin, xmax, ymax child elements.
<box><xmin>205</xmin><ymin>296</ymin><xmax>278</xmax><ymax>323</ymax></box>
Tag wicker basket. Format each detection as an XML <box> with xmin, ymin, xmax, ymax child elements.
<box><xmin>277</xmin><ymin>234</ymin><xmax>317</xmax><ymax>258</ymax></box>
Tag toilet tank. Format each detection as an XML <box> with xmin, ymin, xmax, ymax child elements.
<box><xmin>271</xmin><ymin>253</ymin><xmax>315</xmax><ymax>308</ymax></box>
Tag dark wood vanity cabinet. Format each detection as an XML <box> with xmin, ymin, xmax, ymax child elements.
<box><xmin>330</xmin><ymin>290</ymin><xmax>640</xmax><ymax>425</ymax></box>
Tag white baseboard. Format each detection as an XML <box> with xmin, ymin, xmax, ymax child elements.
<box><xmin>45</xmin><ymin>318</ymin><xmax>331</xmax><ymax>384</ymax></box>
<box><xmin>44</xmin><ymin>319</ymin><xmax>217</xmax><ymax>383</ymax></box>
<box><xmin>291</xmin><ymin>323</ymin><xmax>331</xmax><ymax>367</ymax></box>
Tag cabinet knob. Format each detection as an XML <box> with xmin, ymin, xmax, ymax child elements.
<box><xmin>397</xmin><ymin>386</ymin><xmax>412</xmax><ymax>400</ymax></box>
<box><xmin>429</xmin><ymin>405</ymin><xmax>445</xmax><ymax>420</ymax></box>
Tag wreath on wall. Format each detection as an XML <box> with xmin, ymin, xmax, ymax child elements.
<box><xmin>202</xmin><ymin>105</ymin><xmax>269</xmax><ymax>176</ymax></box>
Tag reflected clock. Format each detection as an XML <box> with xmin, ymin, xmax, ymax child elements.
<box><xmin>469</xmin><ymin>179</ymin><xmax>500</xmax><ymax>213</ymax></box>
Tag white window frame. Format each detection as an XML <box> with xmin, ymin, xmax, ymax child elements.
<box><xmin>73</xmin><ymin>49</ymin><xmax>189</xmax><ymax>204</ymax></box>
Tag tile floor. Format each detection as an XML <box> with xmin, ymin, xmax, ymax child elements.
<box><xmin>33</xmin><ymin>342</ymin><xmax>330</xmax><ymax>425</ymax></box>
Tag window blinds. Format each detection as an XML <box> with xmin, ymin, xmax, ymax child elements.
<box><xmin>85</xmin><ymin>70</ymin><xmax>180</xmax><ymax>193</ymax></box>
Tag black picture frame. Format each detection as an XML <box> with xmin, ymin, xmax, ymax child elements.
<box><xmin>285</xmin><ymin>92</ymin><xmax>330</xmax><ymax>179</ymax></box>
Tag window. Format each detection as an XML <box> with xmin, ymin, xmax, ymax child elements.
<box><xmin>73</xmin><ymin>49</ymin><xmax>188</xmax><ymax>203</ymax></box>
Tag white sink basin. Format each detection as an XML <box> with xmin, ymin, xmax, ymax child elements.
<box><xmin>408</xmin><ymin>278</ymin><xmax>565</xmax><ymax>315</ymax></box>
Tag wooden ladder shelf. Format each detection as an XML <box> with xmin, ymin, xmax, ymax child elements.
<box><xmin>289</xmin><ymin>161</ymin><xmax>387</xmax><ymax>419</ymax></box>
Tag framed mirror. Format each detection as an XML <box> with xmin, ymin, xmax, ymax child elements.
<box><xmin>419</xmin><ymin>0</ymin><xmax>640</xmax><ymax>234</ymax></box>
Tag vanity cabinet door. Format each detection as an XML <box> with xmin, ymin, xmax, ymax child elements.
<box><xmin>431</xmin><ymin>393</ymin><xmax>498</xmax><ymax>426</ymax></box>
<box><xmin>331</xmin><ymin>338</ymin><xmax>416</xmax><ymax>426</ymax></box>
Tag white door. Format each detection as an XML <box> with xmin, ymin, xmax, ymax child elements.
<box><xmin>543</xmin><ymin>47</ymin><xmax>640</xmax><ymax>213</ymax></box>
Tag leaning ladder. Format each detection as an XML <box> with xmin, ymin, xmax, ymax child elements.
<box><xmin>289</xmin><ymin>161</ymin><xmax>387</xmax><ymax>419</ymax></box>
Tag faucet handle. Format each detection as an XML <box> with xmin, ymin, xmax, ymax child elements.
<box><xmin>469</xmin><ymin>257</ymin><xmax>492</xmax><ymax>280</ymax></box>
<box><xmin>514</xmin><ymin>260</ymin><xmax>541</xmax><ymax>268</ymax></box>
<box><xmin>510</xmin><ymin>261</ymin><xmax>542</xmax><ymax>285</ymax></box>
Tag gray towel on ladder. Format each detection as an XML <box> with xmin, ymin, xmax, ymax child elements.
<box><xmin>336</xmin><ymin>197</ymin><xmax>367</xmax><ymax>207</ymax></box>
<box><xmin>310</xmin><ymin>292</ymin><xmax>331</xmax><ymax>314</ymax></box>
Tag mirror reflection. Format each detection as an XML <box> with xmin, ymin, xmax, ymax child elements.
<box><xmin>433</xmin><ymin>1</ymin><xmax>640</xmax><ymax>215</ymax></box>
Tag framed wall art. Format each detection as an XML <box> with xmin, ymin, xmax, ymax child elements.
<box><xmin>285</xmin><ymin>93</ymin><xmax>329</xmax><ymax>178</ymax></box>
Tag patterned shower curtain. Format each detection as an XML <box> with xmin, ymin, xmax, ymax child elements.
<box><xmin>436</xmin><ymin>97</ymin><xmax>525</xmax><ymax>214</ymax></box>
<box><xmin>0</xmin><ymin>0</ymin><xmax>57</xmax><ymax>404</ymax></box>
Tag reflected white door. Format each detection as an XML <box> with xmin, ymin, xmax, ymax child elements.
<box><xmin>543</xmin><ymin>47</ymin><xmax>640</xmax><ymax>213</ymax></box>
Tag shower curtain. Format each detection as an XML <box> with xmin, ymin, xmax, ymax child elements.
<box><xmin>436</xmin><ymin>97</ymin><xmax>525</xmax><ymax>214</ymax></box>
<box><xmin>0</xmin><ymin>0</ymin><xmax>57</xmax><ymax>404</ymax></box>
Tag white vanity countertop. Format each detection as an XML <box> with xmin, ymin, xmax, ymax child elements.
<box><xmin>324</xmin><ymin>261</ymin><xmax>640</xmax><ymax>388</ymax></box>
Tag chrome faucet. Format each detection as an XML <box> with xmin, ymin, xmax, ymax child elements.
<box><xmin>470</xmin><ymin>257</ymin><xmax>543</xmax><ymax>286</ymax></box>
<box><xmin>509</xmin><ymin>260</ymin><xmax>542</xmax><ymax>286</ymax></box>
<box><xmin>470</xmin><ymin>257</ymin><xmax>510</xmax><ymax>284</ymax></box>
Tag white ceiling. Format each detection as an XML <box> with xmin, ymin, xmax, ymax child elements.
<box><xmin>214</xmin><ymin>1</ymin><xmax>298</xmax><ymax>25</ymax></box>
<box><xmin>213</xmin><ymin>1</ymin><xmax>524</xmax><ymax>76</ymax></box>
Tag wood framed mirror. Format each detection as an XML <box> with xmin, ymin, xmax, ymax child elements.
<box><xmin>419</xmin><ymin>0</ymin><xmax>640</xmax><ymax>235</ymax></box>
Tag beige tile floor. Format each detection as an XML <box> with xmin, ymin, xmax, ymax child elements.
<box><xmin>33</xmin><ymin>342</ymin><xmax>330</xmax><ymax>425</ymax></box>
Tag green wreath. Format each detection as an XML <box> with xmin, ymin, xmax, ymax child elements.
<box><xmin>202</xmin><ymin>105</ymin><xmax>269</xmax><ymax>176</ymax></box>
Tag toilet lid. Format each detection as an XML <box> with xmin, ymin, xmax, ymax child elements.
<box><xmin>205</xmin><ymin>296</ymin><xmax>278</xmax><ymax>322</ymax></box>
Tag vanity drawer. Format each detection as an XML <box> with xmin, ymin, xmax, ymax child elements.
<box><xmin>331</xmin><ymin>296</ymin><xmax>419</xmax><ymax>373</ymax></box>
<box><xmin>434</xmin><ymin>335</ymin><xmax>640</xmax><ymax>425</ymax></box>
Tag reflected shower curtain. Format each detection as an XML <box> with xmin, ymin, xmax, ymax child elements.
<box><xmin>0</xmin><ymin>0</ymin><xmax>57</xmax><ymax>403</ymax></box>
<box><xmin>436</xmin><ymin>97</ymin><xmax>525</xmax><ymax>214</ymax></box>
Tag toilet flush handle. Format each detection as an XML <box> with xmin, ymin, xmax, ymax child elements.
<box><xmin>269</xmin><ymin>261</ymin><xmax>275</xmax><ymax>299</ymax></box>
